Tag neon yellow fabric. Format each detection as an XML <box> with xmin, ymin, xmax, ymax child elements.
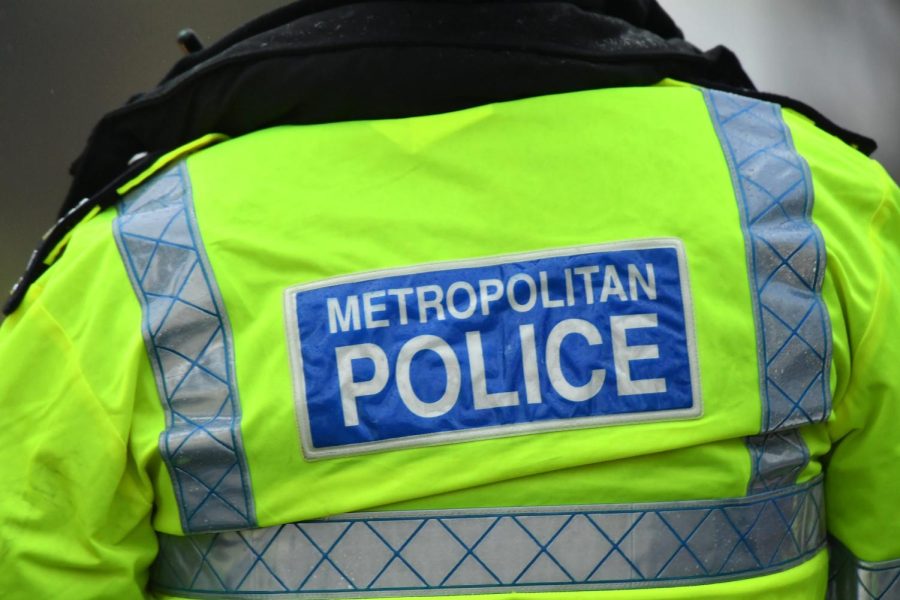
<box><xmin>187</xmin><ymin>84</ymin><xmax>761</xmax><ymax>530</ymax></box>
<box><xmin>0</xmin><ymin>82</ymin><xmax>896</xmax><ymax>599</ymax></box>
<box><xmin>787</xmin><ymin>110</ymin><xmax>900</xmax><ymax>563</ymax></box>
<box><xmin>115</xmin><ymin>133</ymin><xmax>229</xmax><ymax>197</ymax></box>
<box><xmin>0</xmin><ymin>210</ymin><xmax>160</xmax><ymax>599</ymax></box>
<box><xmin>43</xmin><ymin>205</ymin><xmax>101</xmax><ymax>266</ymax></box>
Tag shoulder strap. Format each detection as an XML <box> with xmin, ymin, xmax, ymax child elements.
<box><xmin>5</xmin><ymin>134</ymin><xmax>226</xmax><ymax>315</ymax></box>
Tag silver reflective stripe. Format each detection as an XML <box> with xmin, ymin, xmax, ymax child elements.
<box><xmin>830</xmin><ymin>540</ymin><xmax>900</xmax><ymax>600</ymax></box>
<box><xmin>745</xmin><ymin>430</ymin><xmax>810</xmax><ymax>492</ymax></box>
<box><xmin>114</xmin><ymin>163</ymin><xmax>256</xmax><ymax>532</ymax></box>
<box><xmin>151</xmin><ymin>476</ymin><xmax>824</xmax><ymax>598</ymax></box>
<box><xmin>703</xmin><ymin>89</ymin><xmax>832</xmax><ymax>493</ymax></box>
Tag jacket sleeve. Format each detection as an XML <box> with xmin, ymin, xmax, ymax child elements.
<box><xmin>0</xmin><ymin>282</ymin><xmax>157</xmax><ymax>597</ymax></box>
<box><xmin>825</xmin><ymin>163</ymin><xmax>900</xmax><ymax>594</ymax></box>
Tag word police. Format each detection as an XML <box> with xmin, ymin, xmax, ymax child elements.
<box><xmin>287</xmin><ymin>242</ymin><xmax>698</xmax><ymax>457</ymax></box>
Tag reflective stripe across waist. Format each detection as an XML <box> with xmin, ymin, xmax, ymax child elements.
<box><xmin>151</xmin><ymin>476</ymin><xmax>824</xmax><ymax>598</ymax></box>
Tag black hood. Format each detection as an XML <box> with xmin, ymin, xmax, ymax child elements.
<box><xmin>59</xmin><ymin>0</ymin><xmax>875</xmax><ymax>217</ymax></box>
<box><xmin>4</xmin><ymin>0</ymin><xmax>877</xmax><ymax>316</ymax></box>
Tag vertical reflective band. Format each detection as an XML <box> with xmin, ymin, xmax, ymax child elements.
<box><xmin>704</xmin><ymin>89</ymin><xmax>832</xmax><ymax>493</ymax></box>
<box><xmin>829</xmin><ymin>540</ymin><xmax>900</xmax><ymax>599</ymax></box>
<box><xmin>114</xmin><ymin>163</ymin><xmax>256</xmax><ymax>532</ymax></box>
<box><xmin>151</xmin><ymin>477</ymin><xmax>824</xmax><ymax>598</ymax></box>
<box><xmin>745</xmin><ymin>429</ymin><xmax>810</xmax><ymax>493</ymax></box>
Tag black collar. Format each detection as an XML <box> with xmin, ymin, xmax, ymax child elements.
<box><xmin>62</xmin><ymin>0</ymin><xmax>875</xmax><ymax>215</ymax></box>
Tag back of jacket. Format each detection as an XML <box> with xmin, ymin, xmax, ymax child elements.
<box><xmin>0</xmin><ymin>3</ymin><xmax>898</xmax><ymax>600</ymax></box>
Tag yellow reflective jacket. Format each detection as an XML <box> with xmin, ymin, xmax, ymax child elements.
<box><xmin>1</xmin><ymin>3</ymin><xmax>898</xmax><ymax>600</ymax></box>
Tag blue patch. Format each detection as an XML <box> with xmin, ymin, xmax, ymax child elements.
<box><xmin>285</xmin><ymin>239</ymin><xmax>701</xmax><ymax>458</ymax></box>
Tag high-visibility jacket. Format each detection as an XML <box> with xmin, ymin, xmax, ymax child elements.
<box><xmin>1</xmin><ymin>2</ymin><xmax>898</xmax><ymax>599</ymax></box>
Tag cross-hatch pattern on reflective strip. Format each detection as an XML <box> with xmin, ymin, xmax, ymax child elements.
<box><xmin>852</xmin><ymin>563</ymin><xmax>900</xmax><ymax>600</ymax></box>
<box><xmin>829</xmin><ymin>540</ymin><xmax>900</xmax><ymax>600</ymax></box>
<box><xmin>114</xmin><ymin>163</ymin><xmax>256</xmax><ymax>532</ymax></box>
<box><xmin>703</xmin><ymin>89</ymin><xmax>832</xmax><ymax>494</ymax></box>
<box><xmin>151</xmin><ymin>477</ymin><xmax>824</xmax><ymax>598</ymax></box>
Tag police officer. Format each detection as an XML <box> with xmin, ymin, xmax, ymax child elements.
<box><xmin>1</xmin><ymin>1</ymin><xmax>898</xmax><ymax>599</ymax></box>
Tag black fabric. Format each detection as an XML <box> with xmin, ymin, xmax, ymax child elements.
<box><xmin>159</xmin><ymin>0</ymin><xmax>687</xmax><ymax>82</ymax></box>
<box><xmin>5</xmin><ymin>0</ymin><xmax>875</xmax><ymax>315</ymax></box>
<box><xmin>62</xmin><ymin>0</ymin><xmax>876</xmax><ymax>218</ymax></box>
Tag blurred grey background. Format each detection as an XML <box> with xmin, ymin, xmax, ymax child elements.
<box><xmin>1</xmin><ymin>1</ymin><xmax>898</xmax><ymax>318</ymax></box>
